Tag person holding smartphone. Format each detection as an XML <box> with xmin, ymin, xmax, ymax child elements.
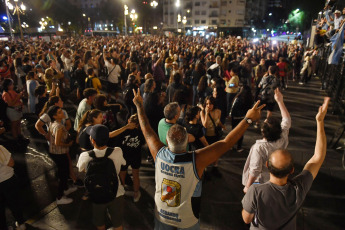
<box><xmin>224</xmin><ymin>67</ymin><xmax>240</xmax><ymax>117</ymax></box>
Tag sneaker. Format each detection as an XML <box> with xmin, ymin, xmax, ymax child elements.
<box><xmin>63</xmin><ymin>186</ymin><xmax>77</xmax><ymax>196</ymax></box>
<box><xmin>254</xmin><ymin>124</ymin><xmax>259</xmax><ymax>129</ymax></box>
<box><xmin>298</xmin><ymin>82</ymin><xmax>304</xmax><ymax>85</ymax></box>
<box><xmin>15</xmin><ymin>222</ymin><xmax>26</xmax><ymax>230</ymax></box>
<box><xmin>56</xmin><ymin>196</ymin><xmax>73</xmax><ymax>205</ymax></box>
<box><xmin>133</xmin><ymin>191</ymin><xmax>141</xmax><ymax>202</ymax></box>
<box><xmin>237</xmin><ymin>148</ymin><xmax>244</xmax><ymax>153</ymax></box>
<box><xmin>73</xmin><ymin>179</ymin><xmax>84</xmax><ymax>188</ymax></box>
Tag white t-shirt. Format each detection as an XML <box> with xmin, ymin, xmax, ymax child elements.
<box><xmin>61</xmin><ymin>54</ymin><xmax>73</xmax><ymax>72</ymax></box>
<box><xmin>242</xmin><ymin>117</ymin><xmax>291</xmax><ymax>185</ymax></box>
<box><xmin>0</xmin><ymin>145</ymin><xmax>14</xmax><ymax>183</ymax></box>
<box><xmin>40</xmin><ymin>110</ymin><xmax>69</xmax><ymax>129</ymax></box>
<box><xmin>334</xmin><ymin>16</ymin><xmax>343</xmax><ymax>30</ymax></box>
<box><xmin>77</xmin><ymin>147</ymin><xmax>126</xmax><ymax>197</ymax></box>
<box><xmin>105</xmin><ymin>60</ymin><xmax>121</xmax><ymax>84</ymax></box>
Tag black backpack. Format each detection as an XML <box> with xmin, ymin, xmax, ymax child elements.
<box><xmin>84</xmin><ymin>147</ymin><xmax>118</xmax><ymax>204</ymax></box>
<box><xmin>85</xmin><ymin>76</ymin><xmax>96</xmax><ymax>89</ymax></box>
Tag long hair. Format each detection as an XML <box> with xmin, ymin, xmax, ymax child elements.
<box><xmin>77</xmin><ymin>109</ymin><xmax>102</xmax><ymax>133</ymax></box>
<box><xmin>2</xmin><ymin>78</ymin><xmax>13</xmax><ymax>92</ymax></box>
<box><xmin>83</xmin><ymin>50</ymin><xmax>92</xmax><ymax>64</ymax></box>
<box><xmin>93</xmin><ymin>94</ymin><xmax>107</xmax><ymax>111</ymax></box>
<box><xmin>39</xmin><ymin>96</ymin><xmax>60</xmax><ymax>117</ymax></box>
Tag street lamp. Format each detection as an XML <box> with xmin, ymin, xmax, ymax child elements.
<box><xmin>124</xmin><ymin>5</ymin><xmax>128</xmax><ymax>35</ymax></box>
<box><xmin>130</xmin><ymin>9</ymin><xmax>138</xmax><ymax>33</ymax></box>
<box><xmin>39</xmin><ymin>17</ymin><xmax>48</xmax><ymax>30</ymax></box>
<box><xmin>6</xmin><ymin>0</ymin><xmax>26</xmax><ymax>40</ymax></box>
<box><xmin>150</xmin><ymin>1</ymin><xmax>158</xmax><ymax>8</ymax></box>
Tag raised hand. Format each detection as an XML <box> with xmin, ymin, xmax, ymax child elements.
<box><xmin>132</xmin><ymin>88</ymin><xmax>143</xmax><ymax>107</ymax></box>
<box><xmin>274</xmin><ymin>88</ymin><xmax>283</xmax><ymax>103</ymax></box>
<box><xmin>245</xmin><ymin>101</ymin><xmax>266</xmax><ymax>121</ymax></box>
<box><xmin>316</xmin><ymin>97</ymin><xmax>330</xmax><ymax>122</ymax></box>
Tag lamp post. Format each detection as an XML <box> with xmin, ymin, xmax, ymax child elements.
<box><xmin>130</xmin><ymin>9</ymin><xmax>138</xmax><ymax>33</ymax></box>
<box><xmin>6</xmin><ymin>0</ymin><xmax>26</xmax><ymax>40</ymax></box>
<box><xmin>124</xmin><ymin>4</ymin><xmax>128</xmax><ymax>35</ymax></box>
<box><xmin>182</xmin><ymin>16</ymin><xmax>187</xmax><ymax>35</ymax></box>
<box><xmin>177</xmin><ymin>14</ymin><xmax>181</xmax><ymax>33</ymax></box>
<box><xmin>175</xmin><ymin>0</ymin><xmax>181</xmax><ymax>33</ymax></box>
<box><xmin>4</xmin><ymin>3</ymin><xmax>13</xmax><ymax>40</ymax></box>
<box><xmin>150</xmin><ymin>1</ymin><xmax>158</xmax><ymax>33</ymax></box>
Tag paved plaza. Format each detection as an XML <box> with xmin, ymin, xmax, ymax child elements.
<box><xmin>5</xmin><ymin>77</ymin><xmax>345</xmax><ymax>230</ymax></box>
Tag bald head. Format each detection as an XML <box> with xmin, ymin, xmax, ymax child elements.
<box><xmin>267</xmin><ymin>150</ymin><xmax>294</xmax><ymax>178</ymax></box>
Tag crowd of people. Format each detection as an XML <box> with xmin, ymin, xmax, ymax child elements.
<box><xmin>0</xmin><ymin>30</ymin><xmax>331</xmax><ymax>230</ymax></box>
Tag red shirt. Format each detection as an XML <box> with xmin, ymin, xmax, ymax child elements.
<box><xmin>277</xmin><ymin>62</ymin><xmax>287</xmax><ymax>77</ymax></box>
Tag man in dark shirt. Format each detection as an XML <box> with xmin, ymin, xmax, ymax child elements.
<box><xmin>265</xmin><ymin>53</ymin><xmax>276</xmax><ymax>70</ymax></box>
<box><xmin>74</xmin><ymin>59</ymin><xmax>87</xmax><ymax>99</ymax></box>
<box><xmin>22</xmin><ymin>56</ymin><xmax>33</xmax><ymax>74</ymax></box>
<box><xmin>242</xmin><ymin>97</ymin><xmax>330</xmax><ymax>229</ymax></box>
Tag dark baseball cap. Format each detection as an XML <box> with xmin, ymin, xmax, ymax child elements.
<box><xmin>86</xmin><ymin>124</ymin><xmax>109</xmax><ymax>147</ymax></box>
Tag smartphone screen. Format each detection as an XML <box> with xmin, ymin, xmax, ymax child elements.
<box><xmin>229</xmin><ymin>83</ymin><xmax>235</xmax><ymax>87</ymax></box>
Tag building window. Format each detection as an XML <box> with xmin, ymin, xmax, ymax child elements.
<box><xmin>211</xmin><ymin>20</ymin><xmax>217</xmax><ymax>24</ymax></box>
<box><xmin>221</xmin><ymin>1</ymin><xmax>227</xmax><ymax>6</ymax></box>
<box><xmin>235</xmin><ymin>19</ymin><xmax>244</xmax><ymax>25</ymax></box>
<box><xmin>237</xmin><ymin>10</ymin><xmax>244</xmax><ymax>15</ymax></box>
<box><xmin>201</xmin><ymin>20</ymin><xmax>206</xmax><ymax>24</ymax></box>
<box><xmin>195</xmin><ymin>2</ymin><xmax>200</xmax><ymax>6</ymax></box>
<box><xmin>195</xmin><ymin>20</ymin><xmax>200</xmax><ymax>24</ymax></box>
<box><xmin>201</xmin><ymin>11</ymin><xmax>206</xmax><ymax>15</ymax></box>
<box><xmin>237</xmin><ymin>0</ymin><xmax>245</xmax><ymax>4</ymax></box>
<box><xmin>195</xmin><ymin>11</ymin><xmax>200</xmax><ymax>15</ymax></box>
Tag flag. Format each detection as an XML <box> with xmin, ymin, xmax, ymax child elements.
<box><xmin>328</xmin><ymin>23</ymin><xmax>345</xmax><ymax>65</ymax></box>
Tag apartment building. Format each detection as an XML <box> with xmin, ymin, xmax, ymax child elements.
<box><xmin>245</xmin><ymin>0</ymin><xmax>267</xmax><ymax>26</ymax></box>
<box><xmin>162</xmin><ymin>0</ymin><xmax>247</xmax><ymax>36</ymax></box>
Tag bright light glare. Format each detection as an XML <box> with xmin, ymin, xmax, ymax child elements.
<box><xmin>253</xmin><ymin>38</ymin><xmax>259</xmax><ymax>43</ymax></box>
<box><xmin>7</xmin><ymin>3</ymin><xmax>14</xmax><ymax>10</ymax></box>
<box><xmin>272</xmin><ymin>40</ymin><xmax>277</xmax><ymax>45</ymax></box>
<box><xmin>20</xmin><ymin>3</ymin><xmax>26</xmax><ymax>11</ymax></box>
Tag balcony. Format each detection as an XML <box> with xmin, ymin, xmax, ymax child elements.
<box><xmin>209</xmin><ymin>13</ymin><xmax>219</xmax><ymax>17</ymax></box>
<box><xmin>210</xmin><ymin>4</ymin><xmax>219</xmax><ymax>8</ymax></box>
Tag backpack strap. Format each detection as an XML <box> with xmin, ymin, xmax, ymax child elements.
<box><xmin>104</xmin><ymin>147</ymin><xmax>114</xmax><ymax>158</ymax></box>
<box><xmin>88</xmin><ymin>150</ymin><xmax>96</xmax><ymax>158</ymax></box>
<box><xmin>88</xmin><ymin>148</ymin><xmax>114</xmax><ymax>159</ymax></box>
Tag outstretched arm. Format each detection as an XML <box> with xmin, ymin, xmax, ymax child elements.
<box><xmin>133</xmin><ymin>89</ymin><xmax>164</xmax><ymax>160</ymax></box>
<box><xmin>274</xmin><ymin>88</ymin><xmax>290</xmax><ymax>119</ymax></box>
<box><xmin>195</xmin><ymin>101</ymin><xmax>265</xmax><ymax>178</ymax></box>
<box><xmin>303</xmin><ymin>97</ymin><xmax>330</xmax><ymax>179</ymax></box>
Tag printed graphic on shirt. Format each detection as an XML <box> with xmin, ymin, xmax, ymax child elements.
<box><xmin>122</xmin><ymin>135</ymin><xmax>140</xmax><ymax>148</ymax></box>
<box><xmin>161</xmin><ymin>178</ymin><xmax>181</xmax><ymax>207</ymax></box>
<box><xmin>160</xmin><ymin>162</ymin><xmax>185</xmax><ymax>178</ymax></box>
<box><xmin>158</xmin><ymin>209</ymin><xmax>182</xmax><ymax>223</ymax></box>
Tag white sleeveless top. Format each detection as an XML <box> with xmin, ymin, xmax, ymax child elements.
<box><xmin>155</xmin><ymin>147</ymin><xmax>201</xmax><ymax>228</ymax></box>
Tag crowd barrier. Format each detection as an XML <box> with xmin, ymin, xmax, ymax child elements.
<box><xmin>317</xmin><ymin>44</ymin><xmax>345</xmax><ymax>149</ymax></box>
